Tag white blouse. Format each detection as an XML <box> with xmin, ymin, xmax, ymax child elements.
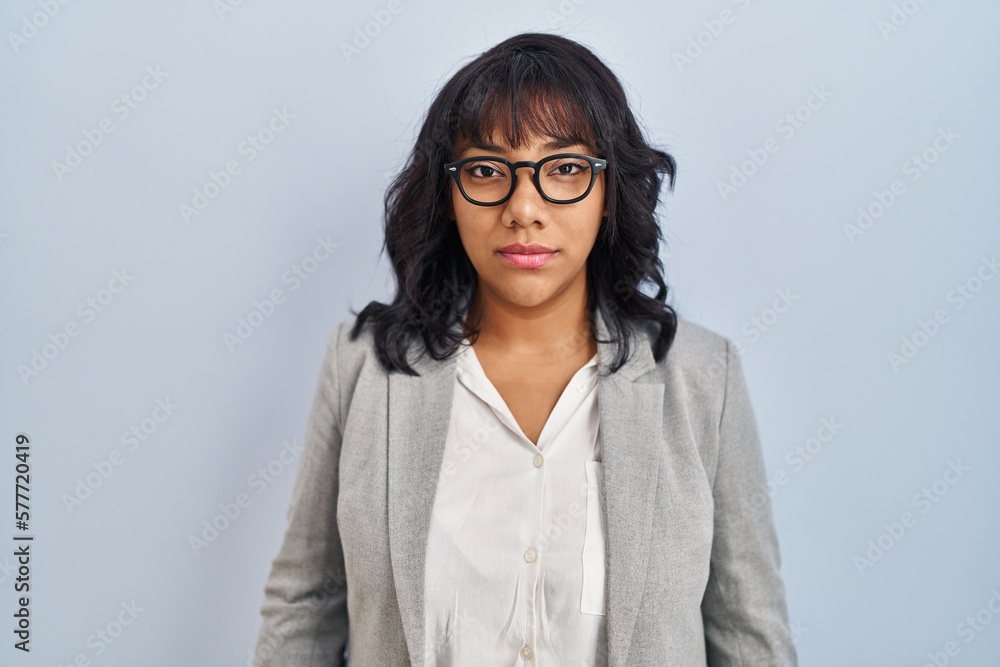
<box><xmin>423</xmin><ymin>340</ymin><xmax>608</xmax><ymax>666</ymax></box>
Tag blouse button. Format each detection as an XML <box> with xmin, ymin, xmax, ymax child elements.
<box><xmin>524</xmin><ymin>548</ymin><xmax>537</xmax><ymax>563</ymax></box>
<box><xmin>533</xmin><ymin>454</ymin><xmax>543</xmax><ymax>468</ymax></box>
<box><xmin>576</xmin><ymin>381</ymin><xmax>588</xmax><ymax>393</ymax></box>
<box><xmin>520</xmin><ymin>645</ymin><xmax>533</xmax><ymax>660</ymax></box>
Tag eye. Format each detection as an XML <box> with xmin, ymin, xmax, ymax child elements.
<box><xmin>464</xmin><ymin>162</ymin><xmax>506</xmax><ymax>179</ymax></box>
<box><xmin>547</xmin><ymin>160</ymin><xmax>590</xmax><ymax>177</ymax></box>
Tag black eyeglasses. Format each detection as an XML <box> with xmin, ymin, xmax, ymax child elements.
<box><xmin>444</xmin><ymin>153</ymin><xmax>608</xmax><ymax>206</ymax></box>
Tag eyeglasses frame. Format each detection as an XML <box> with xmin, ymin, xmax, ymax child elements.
<box><xmin>443</xmin><ymin>152</ymin><xmax>608</xmax><ymax>206</ymax></box>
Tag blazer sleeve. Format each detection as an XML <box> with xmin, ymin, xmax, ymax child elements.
<box><xmin>701</xmin><ymin>339</ymin><xmax>797</xmax><ymax>666</ymax></box>
<box><xmin>253</xmin><ymin>321</ymin><xmax>350</xmax><ymax>666</ymax></box>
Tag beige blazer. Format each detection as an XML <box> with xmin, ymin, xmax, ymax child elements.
<box><xmin>253</xmin><ymin>306</ymin><xmax>797</xmax><ymax>666</ymax></box>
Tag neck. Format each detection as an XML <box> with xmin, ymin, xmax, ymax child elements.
<box><xmin>464</xmin><ymin>282</ymin><xmax>595</xmax><ymax>361</ymax></box>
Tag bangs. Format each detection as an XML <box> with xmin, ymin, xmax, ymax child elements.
<box><xmin>452</xmin><ymin>75</ymin><xmax>599</xmax><ymax>156</ymax></box>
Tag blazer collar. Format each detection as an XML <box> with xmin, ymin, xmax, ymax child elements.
<box><xmin>386</xmin><ymin>307</ymin><xmax>663</xmax><ymax>666</ymax></box>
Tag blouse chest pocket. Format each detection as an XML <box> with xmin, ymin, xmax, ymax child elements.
<box><xmin>581</xmin><ymin>461</ymin><xmax>607</xmax><ymax>616</ymax></box>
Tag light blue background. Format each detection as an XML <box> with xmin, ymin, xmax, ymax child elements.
<box><xmin>1</xmin><ymin>1</ymin><xmax>998</xmax><ymax>665</ymax></box>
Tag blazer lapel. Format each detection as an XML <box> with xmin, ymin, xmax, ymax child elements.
<box><xmin>386</xmin><ymin>308</ymin><xmax>661</xmax><ymax>667</ymax></box>
<box><xmin>595</xmin><ymin>312</ymin><xmax>662</xmax><ymax>667</ymax></box>
<box><xmin>387</xmin><ymin>343</ymin><xmax>459</xmax><ymax>667</ymax></box>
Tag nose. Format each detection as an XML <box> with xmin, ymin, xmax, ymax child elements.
<box><xmin>504</xmin><ymin>165</ymin><xmax>545</xmax><ymax>224</ymax></box>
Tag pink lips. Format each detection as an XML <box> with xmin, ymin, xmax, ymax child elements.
<box><xmin>496</xmin><ymin>242</ymin><xmax>558</xmax><ymax>269</ymax></box>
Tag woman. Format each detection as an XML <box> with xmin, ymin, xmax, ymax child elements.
<box><xmin>252</xmin><ymin>32</ymin><xmax>796</xmax><ymax>666</ymax></box>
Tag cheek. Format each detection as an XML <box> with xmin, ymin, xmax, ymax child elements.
<box><xmin>453</xmin><ymin>213</ymin><xmax>493</xmax><ymax>268</ymax></box>
<box><xmin>452</xmin><ymin>182</ymin><xmax>480</xmax><ymax>222</ymax></box>
<box><xmin>561</xmin><ymin>210</ymin><xmax>604</xmax><ymax>259</ymax></box>
<box><xmin>452</xmin><ymin>189</ymin><xmax>504</xmax><ymax>256</ymax></box>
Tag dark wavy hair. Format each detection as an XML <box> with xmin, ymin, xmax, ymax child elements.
<box><xmin>349</xmin><ymin>32</ymin><xmax>678</xmax><ymax>376</ymax></box>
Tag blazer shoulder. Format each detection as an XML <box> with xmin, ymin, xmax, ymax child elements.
<box><xmin>663</xmin><ymin>316</ymin><xmax>734</xmax><ymax>374</ymax></box>
<box><xmin>641</xmin><ymin>316</ymin><xmax>739</xmax><ymax>413</ymax></box>
<box><xmin>331</xmin><ymin>313</ymin><xmax>373</xmax><ymax>367</ymax></box>
<box><xmin>320</xmin><ymin>314</ymin><xmax>376</xmax><ymax>412</ymax></box>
